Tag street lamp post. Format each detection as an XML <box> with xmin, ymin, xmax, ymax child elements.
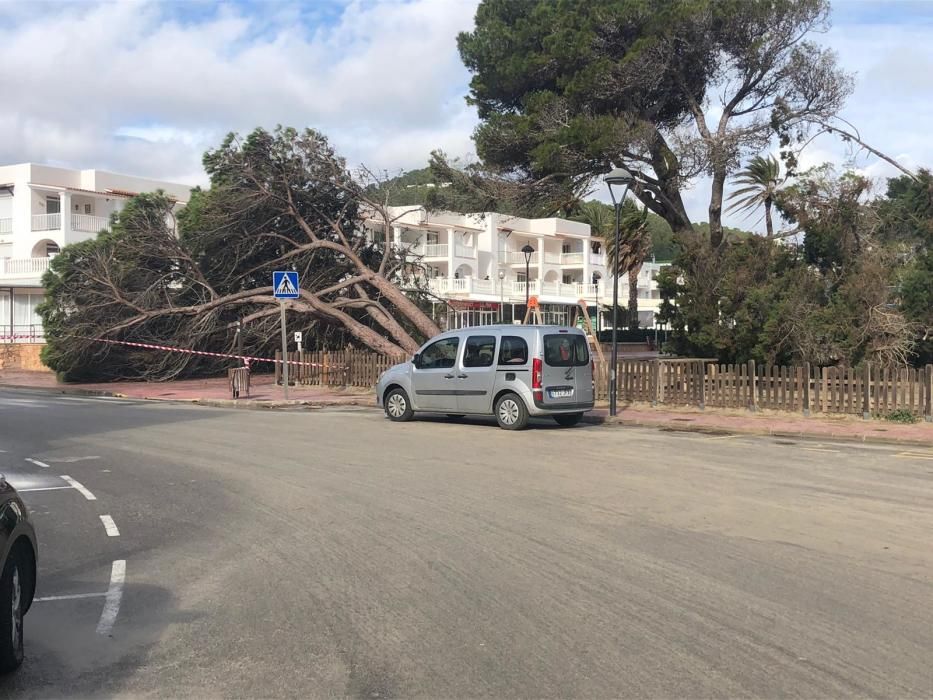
<box><xmin>521</xmin><ymin>243</ymin><xmax>535</xmax><ymax>313</ymax></box>
<box><xmin>498</xmin><ymin>269</ymin><xmax>506</xmax><ymax>323</ymax></box>
<box><xmin>605</xmin><ymin>167</ymin><xmax>633</xmax><ymax>417</ymax></box>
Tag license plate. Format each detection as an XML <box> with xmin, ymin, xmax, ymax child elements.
<box><xmin>549</xmin><ymin>387</ymin><xmax>574</xmax><ymax>399</ymax></box>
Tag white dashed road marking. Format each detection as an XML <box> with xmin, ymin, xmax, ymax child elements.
<box><xmin>35</xmin><ymin>592</ymin><xmax>108</xmax><ymax>602</ymax></box>
<box><xmin>25</xmin><ymin>457</ymin><xmax>50</xmax><ymax>468</ymax></box>
<box><xmin>96</xmin><ymin>560</ymin><xmax>126</xmax><ymax>636</ymax></box>
<box><xmin>99</xmin><ymin>515</ymin><xmax>120</xmax><ymax>537</ymax></box>
<box><xmin>17</xmin><ymin>486</ymin><xmax>73</xmax><ymax>493</ymax></box>
<box><xmin>60</xmin><ymin>475</ymin><xmax>97</xmax><ymax>500</ymax></box>
<box><xmin>48</xmin><ymin>456</ymin><xmax>100</xmax><ymax>463</ymax></box>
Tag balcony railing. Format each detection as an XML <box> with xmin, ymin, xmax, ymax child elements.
<box><xmin>72</xmin><ymin>213</ymin><xmax>110</xmax><ymax>233</ymax></box>
<box><xmin>590</xmin><ymin>252</ymin><xmax>606</xmax><ymax>266</ymax></box>
<box><xmin>0</xmin><ymin>256</ymin><xmax>52</xmax><ymax>278</ymax></box>
<box><xmin>32</xmin><ymin>213</ymin><xmax>61</xmax><ymax>231</ymax></box>
<box><xmin>506</xmin><ymin>251</ymin><xmax>538</xmax><ymax>265</ymax></box>
<box><xmin>0</xmin><ymin>218</ymin><xmax>11</xmax><ymax>234</ymax></box>
<box><xmin>427</xmin><ymin>276</ymin><xmax>606</xmax><ymax>302</ymax></box>
<box><xmin>560</xmin><ymin>252</ymin><xmax>584</xmax><ymax>265</ymax></box>
<box><xmin>454</xmin><ymin>243</ymin><xmax>476</xmax><ymax>258</ymax></box>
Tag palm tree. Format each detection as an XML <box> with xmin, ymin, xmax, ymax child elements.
<box><xmin>727</xmin><ymin>155</ymin><xmax>783</xmax><ymax>238</ymax></box>
<box><xmin>574</xmin><ymin>200</ymin><xmax>650</xmax><ymax>328</ymax></box>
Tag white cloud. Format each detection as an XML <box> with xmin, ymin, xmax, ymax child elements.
<box><xmin>2</xmin><ymin>0</ymin><xmax>929</xmax><ymax>237</ymax></box>
<box><xmin>0</xmin><ymin>0</ymin><xmax>480</xmax><ymax>185</ymax></box>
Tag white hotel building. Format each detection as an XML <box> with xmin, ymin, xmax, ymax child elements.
<box><xmin>0</xmin><ymin>163</ymin><xmax>190</xmax><ymax>340</ymax></box>
<box><xmin>374</xmin><ymin>206</ymin><xmax>668</xmax><ymax>330</ymax></box>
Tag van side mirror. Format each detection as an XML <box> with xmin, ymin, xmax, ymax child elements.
<box><xmin>412</xmin><ymin>353</ymin><xmax>421</xmax><ymax>369</ymax></box>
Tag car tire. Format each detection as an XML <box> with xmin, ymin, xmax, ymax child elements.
<box><xmin>384</xmin><ymin>388</ymin><xmax>414</xmax><ymax>422</ymax></box>
<box><xmin>0</xmin><ymin>546</ymin><xmax>26</xmax><ymax>673</ymax></box>
<box><xmin>553</xmin><ymin>412</ymin><xmax>584</xmax><ymax>427</ymax></box>
<box><xmin>495</xmin><ymin>393</ymin><xmax>529</xmax><ymax>430</ymax></box>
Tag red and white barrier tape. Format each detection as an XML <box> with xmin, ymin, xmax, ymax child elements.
<box><xmin>85</xmin><ymin>337</ymin><xmax>343</xmax><ymax>369</ymax></box>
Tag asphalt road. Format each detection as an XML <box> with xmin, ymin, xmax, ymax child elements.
<box><xmin>0</xmin><ymin>387</ymin><xmax>931</xmax><ymax>698</ymax></box>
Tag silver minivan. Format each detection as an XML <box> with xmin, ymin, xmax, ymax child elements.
<box><xmin>375</xmin><ymin>325</ymin><xmax>595</xmax><ymax>430</ymax></box>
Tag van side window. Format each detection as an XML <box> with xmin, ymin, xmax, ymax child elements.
<box><xmin>497</xmin><ymin>336</ymin><xmax>529</xmax><ymax>365</ymax></box>
<box><xmin>419</xmin><ymin>337</ymin><xmax>460</xmax><ymax>369</ymax></box>
<box><xmin>543</xmin><ymin>334</ymin><xmax>589</xmax><ymax>367</ymax></box>
<box><xmin>463</xmin><ymin>335</ymin><xmax>497</xmax><ymax>368</ymax></box>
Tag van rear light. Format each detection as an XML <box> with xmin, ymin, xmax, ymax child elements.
<box><xmin>532</xmin><ymin>357</ymin><xmax>543</xmax><ymax>402</ymax></box>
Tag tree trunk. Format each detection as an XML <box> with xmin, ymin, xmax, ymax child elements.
<box><xmin>628</xmin><ymin>262</ymin><xmax>641</xmax><ymax>329</ymax></box>
<box><xmin>708</xmin><ymin>169</ymin><xmax>726</xmax><ymax>249</ymax></box>
<box><xmin>366</xmin><ymin>273</ymin><xmax>442</xmax><ymax>340</ymax></box>
<box><xmin>764</xmin><ymin>198</ymin><xmax>774</xmax><ymax>238</ymax></box>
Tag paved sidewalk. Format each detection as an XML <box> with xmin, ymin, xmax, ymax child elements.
<box><xmin>0</xmin><ymin>369</ymin><xmax>373</xmax><ymax>406</ymax></box>
<box><xmin>591</xmin><ymin>403</ymin><xmax>933</xmax><ymax>446</ymax></box>
<box><xmin>3</xmin><ymin>369</ymin><xmax>932</xmax><ymax>446</ymax></box>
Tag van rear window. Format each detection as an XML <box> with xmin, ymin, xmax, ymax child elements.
<box><xmin>543</xmin><ymin>334</ymin><xmax>589</xmax><ymax>367</ymax></box>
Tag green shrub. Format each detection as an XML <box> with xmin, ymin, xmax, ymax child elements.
<box><xmin>885</xmin><ymin>408</ymin><xmax>919</xmax><ymax>424</ymax></box>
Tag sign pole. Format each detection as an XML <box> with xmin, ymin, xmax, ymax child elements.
<box><xmin>279</xmin><ymin>301</ymin><xmax>289</xmax><ymax>400</ymax></box>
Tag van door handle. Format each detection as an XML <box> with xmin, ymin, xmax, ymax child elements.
<box><xmin>457</xmin><ymin>373</ymin><xmax>468</xmax><ymax>379</ymax></box>
<box><xmin>444</xmin><ymin>373</ymin><xmax>456</xmax><ymax>379</ymax></box>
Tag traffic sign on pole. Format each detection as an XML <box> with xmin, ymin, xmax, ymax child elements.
<box><xmin>273</xmin><ymin>271</ymin><xmax>300</xmax><ymax>299</ymax></box>
<box><xmin>272</xmin><ymin>271</ymin><xmax>299</xmax><ymax>399</ymax></box>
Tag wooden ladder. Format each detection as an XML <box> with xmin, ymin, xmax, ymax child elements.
<box><xmin>570</xmin><ymin>299</ymin><xmax>605</xmax><ymax>363</ymax></box>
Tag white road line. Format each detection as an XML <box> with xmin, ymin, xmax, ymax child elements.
<box><xmin>48</xmin><ymin>456</ymin><xmax>100</xmax><ymax>463</ymax></box>
<box><xmin>99</xmin><ymin>514</ymin><xmax>120</xmax><ymax>537</ymax></box>
<box><xmin>35</xmin><ymin>592</ymin><xmax>108</xmax><ymax>602</ymax></box>
<box><xmin>60</xmin><ymin>475</ymin><xmax>97</xmax><ymax>501</ymax></box>
<box><xmin>802</xmin><ymin>447</ymin><xmax>841</xmax><ymax>454</ymax></box>
<box><xmin>895</xmin><ymin>452</ymin><xmax>933</xmax><ymax>460</ymax></box>
<box><xmin>699</xmin><ymin>434</ymin><xmax>741</xmax><ymax>441</ymax></box>
<box><xmin>96</xmin><ymin>560</ymin><xmax>126</xmax><ymax>636</ymax></box>
<box><xmin>17</xmin><ymin>486</ymin><xmax>74</xmax><ymax>493</ymax></box>
<box><xmin>25</xmin><ymin>458</ymin><xmax>50</xmax><ymax>468</ymax></box>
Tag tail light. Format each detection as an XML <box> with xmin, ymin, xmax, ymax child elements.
<box><xmin>532</xmin><ymin>357</ymin><xmax>543</xmax><ymax>402</ymax></box>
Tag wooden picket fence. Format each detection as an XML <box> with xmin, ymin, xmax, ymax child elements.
<box><xmin>274</xmin><ymin>350</ymin><xmax>405</xmax><ymax>388</ymax></box>
<box><xmin>595</xmin><ymin>359</ymin><xmax>933</xmax><ymax>419</ymax></box>
<box><xmin>271</xmin><ymin>348</ymin><xmax>933</xmax><ymax>420</ymax></box>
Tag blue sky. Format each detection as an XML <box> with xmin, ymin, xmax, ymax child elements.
<box><xmin>1</xmin><ymin>0</ymin><xmax>931</xmax><ymax>229</ymax></box>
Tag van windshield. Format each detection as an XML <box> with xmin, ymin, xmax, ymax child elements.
<box><xmin>543</xmin><ymin>334</ymin><xmax>589</xmax><ymax>367</ymax></box>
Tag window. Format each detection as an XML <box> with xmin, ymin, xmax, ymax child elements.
<box><xmin>463</xmin><ymin>335</ymin><xmax>496</xmax><ymax>368</ymax></box>
<box><xmin>562</xmin><ymin>243</ymin><xmax>572</xmax><ymax>254</ymax></box>
<box><xmin>84</xmin><ymin>203</ymin><xmax>92</xmax><ymax>214</ymax></box>
<box><xmin>46</xmin><ymin>197</ymin><xmax>61</xmax><ymax>215</ymax></box>
<box><xmin>498</xmin><ymin>336</ymin><xmax>528</xmax><ymax>365</ymax></box>
<box><xmin>543</xmin><ymin>334</ymin><xmax>589</xmax><ymax>367</ymax></box>
<box><xmin>418</xmin><ymin>337</ymin><xmax>459</xmax><ymax>370</ymax></box>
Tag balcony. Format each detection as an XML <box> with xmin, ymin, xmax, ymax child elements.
<box><xmin>454</xmin><ymin>243</ymin><xmax>476</xmax><ymax>258</ymax></box>
<box><xmin>30</xmin><ymin>213</ymin><xmax>110</xmax><ymax>233</ymax></box>
<box><xmin>72</xmin><ymin>214</ymin><xmax>110</xmax><ymax>233</ymax></box>
<box><xmin>0</xmin><ymin>218</ymin><xmax>11</xmax><ymax>235</ymax></box>
<box><xmin>427</xmin><ymin>277</ymin><xmax>604</xmax><ymax>302</ymax></box>
<box><xmin>32</xmin><ymin>213</ymin><xmax>61</xmax><ymax>231</ymax></box>
<box><xmin>560</xmin><ymin>252</ymin><xmax>584</xmax><ymax>265</ymax></box>
<box><xmin>0</xmin><ymin>256</ymin><xmax>52</xmax><ymax>281</ymax></box>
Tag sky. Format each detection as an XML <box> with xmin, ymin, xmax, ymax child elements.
<box><xmin>1</xmin><ymin>0</ymin><xmax>932</xmax><ymax>229</ymax></box>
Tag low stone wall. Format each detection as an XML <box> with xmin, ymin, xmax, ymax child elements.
<box><xmin>0</xmin><ymin>344</ymin><xmax>50</xmax><ymax>372</ymax></box>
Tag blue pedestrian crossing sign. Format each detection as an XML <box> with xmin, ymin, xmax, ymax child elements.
<box><xmin>273</xmin><ymin>271</ymin><xmax>300</xmax><ymax>299</ymax></box>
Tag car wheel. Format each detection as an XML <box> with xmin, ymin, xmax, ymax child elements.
<box><xmin>384</xmin><ymin>388</ymin><xmax>414</xmax><ymax>422</ymax></box>
<box><xmin>495</xmin><ymin>393</ymin><xmax>529</xmax><ymax>430</ymax></box>
<box><xmin>0</xmin><ymin>547</ymin><xmax>26</xmax><ymax>673</ymax></box>
<box><xmin>553</xmin><ymin>412</ymin><xmax>584</xmax><ymax>427</ymax></box>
